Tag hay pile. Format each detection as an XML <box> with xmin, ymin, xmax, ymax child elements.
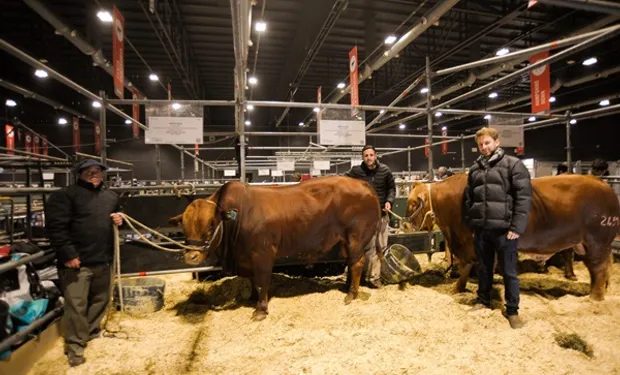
<box><xmin>29</xmin><ymin>256</ymin><xmax>620</xmax><ymax>374</ymax></box>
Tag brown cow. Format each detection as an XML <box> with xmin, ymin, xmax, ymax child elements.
<box><xmin>406</xmin><ymin>173</ymin><xmax>620</xmax><ymax>300</ymax></box>
<box><xmin>170</xmin><ymin>176</ymin><xmax>381</xmax><ymax>320</ymax></box>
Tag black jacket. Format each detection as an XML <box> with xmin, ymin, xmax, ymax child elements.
<box><xmin>45</xmin><ymin>179</ymin><xmax>120</xmax><ymax>267</ymax></box>
<box><xmin>464</xmin><ymin>148</ymin><xmax>532</xmax><ymax>234</ymax></box>
<box><xmin>346</xmin><ymin>161</ymin><xmax>396</xmax><ymax>209</ymax></box>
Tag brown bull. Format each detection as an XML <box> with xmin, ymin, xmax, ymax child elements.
<box><xmin>406</xmin><ymin>173</ymin><xmax>620</xmax><ymax>300</ymax></box>
<box><xmin>170</xmin><ymin>176</ymin><xmax>381</xmax><ymax>320</ymax></box>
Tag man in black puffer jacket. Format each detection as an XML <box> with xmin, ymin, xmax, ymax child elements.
<box><xmin>346</xmin><ymin>145</ymin><xmax>395</xmax><ymax>288</ymax></box>
<box><xmin>464</xmin><ymin>127</ymin><xmax>532</xmax><ymax>329</ymax></box>
<box><xmin>46</xmin><ymin>159</ymin><xmax>123</xmax><ymax>366</ymax></box>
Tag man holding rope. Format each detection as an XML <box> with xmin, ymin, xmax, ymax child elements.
<box><xmin>345</xmin><ymin>145</ymin><xmax>396</xmax><ymax>289</ymax></box>
<box><xmin>46</xmin><ymin>159</ymin><xmax>123</xmax><ymax>367</ymax></box>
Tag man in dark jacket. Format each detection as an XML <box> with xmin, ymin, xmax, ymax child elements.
<box><xmin>345</xmin><ymin>145</ymin><xmax>396</xmax><ymax>288</ymax></box>
<box><xmin>46</xmin><ymin>159</ymin><xmax>123</xmax><ymax>366</ymax></box>
<box><xmin>464</xmin><ymin>127</ymin><xmax>532</xmax><ymax>329</ymax></box>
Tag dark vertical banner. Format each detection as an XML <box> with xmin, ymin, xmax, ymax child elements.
<box><xmin>42</xmin><ymin>136</ymin><xmax>49</xmax><ymax>156</ymax></box>
<box><xmin>132</xmin><ymin>90</ymin><xmax>140</xmax><ymax>139</ymax></box>
<box><xmin>4</xmin><ymin>124</ymin><xmax>15</xmax><ymax>155</ymax></box>
<box><xmin>25</xmin><ymin>132</ymin><xmax>32</xmax><ymax>153</ymax></box>
<box><xmin>33</xmin><ymin>134</ymin><xmax>40</xmax><ymax>154</ymax></box>
<box><xmin>94</xmin><ymin>122</ymin><xmax>102</xmax><ymax>155</ymax></box>
<box><xmin>529</xmin><ymin>51</ymin><xmax>551</xmax><ymax>114</ymax></box>
<box><xmin>72</xmin><ymin>116</ymin><xmax>80</xmax><ymax>153</ymax></box>
<box><xmin>113</xmin><ymin>5</ymin><xmax>125</xmax><ymax>99</ymax></box>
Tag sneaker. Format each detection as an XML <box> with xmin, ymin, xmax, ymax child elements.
<box><xmin>507</xmin><ymin>314</ymin><xmax>524</xmax><ymax>329</ymax></box>
<box><xmin>67</xmin><ymin>354</ymin><xmax>86</xmax><ymax>367</ymax></box>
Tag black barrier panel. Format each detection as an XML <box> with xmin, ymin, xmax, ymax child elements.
<box><xmin>119</xmin><ymin>194</ymin><xmax>210</xmax><ymax>229</ymax></box>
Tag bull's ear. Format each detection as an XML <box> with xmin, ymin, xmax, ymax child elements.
<box><xmin>169</xmin><ymin>214</ymin><xmax>183</xmax><ymax>226</ymax></box>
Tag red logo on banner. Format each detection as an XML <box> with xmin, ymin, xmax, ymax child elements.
<box><xmin>33</xmin><ymin>135</ymin><xmax>40</xmax><ymax>154</ymax></box>
<box><xmin>441</xmin><ymin>128</ymin><xmax>448</xmax><ymax>155</ymax></box>
<box><xmin>4</xmin><ymin>124</ymin><xmax>15</xmax><ymax>155</ymax></box>
<box><xmin>94</xmin><ymin>123</ymin><xmax>102</xmax><ymax>155</ymax></box>
<box><xmin>72</xmin><ymin>117</ymin><xmax>80</xmax><ymax>153</ymax></box>
<box><xmin>113</xmin><ymin>6</ymin><xmax>125</xmax><ymax>99</ymax></box>
<box><xmin>515</xmin><ymin>146</ymin><xmax>525</xmax><ymax>156</ymax></box>
<box><xmin>131</xmin><ymin>90</ymin><xmax>140</xmax><ymax>139</ymax></box>
<box><xmin>424</xmin><ymin>138</ymin><xmax>430</xmax><ymax>159</ymax></box>
<box><xmin>529</xmin><ymin>51</ymin><xmax>551</xmax><ymax>114</ymax></box>
<box><xmin>349</xmin><ymin>46</ymin><xmax>359</xmax><ymax>116</ymax></box>
<box><xmin>25</xmin><ymin>132</ymin><xmax>32</xmax><ymax>153</ymax></box>
<box><xmin>42</xmin><ymin>136</ymin><xmax>48</xmax><ymax>156</ymax></box>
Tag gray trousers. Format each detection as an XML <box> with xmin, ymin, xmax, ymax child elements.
<box><xmin>365</xmin><ymin>215</ymin><xmax>389</xmax><ymax>283</ymax></box>
<box><xmin>58</xmin><ymin>264</ymin><xmax>111</xmax><ymax>357</ymax></box>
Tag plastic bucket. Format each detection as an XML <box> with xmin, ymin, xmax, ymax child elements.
<box><xmin>381</xmin><ymin>244</ymin><xmax>422</xmax><ymax>284</ymax></box>
<box><xmin>114</xmin><ymin>277</ymin><xmax>165</xmax><ymax>315</ymax></box>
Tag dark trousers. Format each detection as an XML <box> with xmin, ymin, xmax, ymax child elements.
<box><xmin>58</xmin><ymin>264</ymin><xmax>111</xmax><ymax>357</ymax></box>
<box><xmin>474</xmin><ymin>229</ymin><xmax>520</xmax><ymax>316</ymax></box>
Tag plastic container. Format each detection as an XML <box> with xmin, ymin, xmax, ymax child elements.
<box><xmin>381</xmin><ymin>244</ymin><xmax>422</xmax><ymax>284</ymax></box>
<box><xmin>114</xmin><ymin>277</ymin><xmax>165</xmax><ymax>315</ymax></box>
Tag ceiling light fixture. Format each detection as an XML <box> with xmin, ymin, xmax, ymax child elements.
<box><xmin>96</xmin><ymin>10</ymin><xmax>113</xmax><ymax>23</ymax></box>
<box><xmin>58</xmin><ymin>117</ymin><xmax>68</xmax><ymax>125</ymax></box>
<box><xmin>488</xmin><ymin>92</ymin><xmax>498</xmax><ymax>99</ymax></box>
<box><xmin>549</xmin><ymin>96</ymin><xmax>556</xmax><ymax>103</ymax></box>
<box><xmin>92</xmin><ymin>101</ymin><xmax>102</xmax><ymax>109</ymax></box>
<box><xmin>528</xmin><ymin>116</ymin><xmax>536</xmax><ymax>122</ymax></box>
<box><xmin>399</xmin><ymin>123</ymin><xmax>406</xmax><ymax>129</ymax></box>
<box><xmin>379</xmin><ymin>109</ymin><xmax>385</xmax><ymax>114</ymax></box>
<box><xmin>337</xmin><ymin>82</ymin><xmax>346</xmax><ymax>89</ymax></box>
<box><xmin>599</xmin><ymin>99</ymin><xmax>610</xmax><ymax>106</ymax></box>
<box><xmin>247</xmin><ymin>104</ymin><xmax>254</xmax><ymax>111</ymax></box>
<box><xmin>496</xmin><ymin>48</ymin><xmax>510</xmax><ymax>56</ymax></box>
<box><xmin>172</xmin><ymin>102</ymin><xmax>182</xmax><ymax>110</ymax></box>
<box><xmin>384</xmin><ymin>35</ymin><xmax>397</xmax><ymax>45</ymax></box>
<box><xmin>484</xmin><ymin>114</ymin><xmax>492</xmax><ymax>120</ymax></box>
<box><xmin>435</xmin><ymin>112</ymin><xmax>443</xmax><ymax>118</ymax></box>
<box><xmin>313</xmin><ymin>107</ymin><xmax>320</xmax><ymax>113</ymax></box>
<box><xmin>248</xmin><ymin>76</ymin><xmax>258</xmax><ymax>86</ymax></box>
<box><xmin>5</xmin><ymin>99</ymin><xmax>17</xmax><ymax>107</ymax></box>
<box><xmin>420</xmin><ymin>87</ymin><xmax>429</xmax><ymax>94</ymax></box>
<box><xmin>125</xmin><ymin>119</ymin><xmax>132</xmax><ymax>125</ymax></box>
<box><xmin>298</xmin><ymin>122</ymin><xmax>304</xmax><ymax>127</ymax></box>
<box><xmin>582</xmin><ymin>57</ymin><xmax>597</xmax><ymax>66</ymax></box>
<box><xmin>149</xmin><ymin>73</ymin><xmax>159</xmax><ymax>81</ymax></box>
<box><xmin>245</xmin><ymin>120</ymin><xmax>251</xmax><ymax>126</ymax></box>
<box><xmin>34</xmin><ymin>69</ymin><xmax>48</xmax><ymax>78</ymax></box>
<box><xmin>569</xmin><ymin>119</ymin><xmax>577</xmax><ymax>125</ymax></box>
<box><xmin>255</xmin><ymin>21</ymin><xmax>267</xmax><ymax>33</ymax></box>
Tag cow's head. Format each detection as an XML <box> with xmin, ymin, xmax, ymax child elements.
<box><xmin>169</xmin><ymin>198</ymin><xmax>223</xmax><ymax>265</ymax></box>
<box><xmin>405</xmin><ymin>182</ymin><xmax>434</xmax><ymax>231</ymax></box>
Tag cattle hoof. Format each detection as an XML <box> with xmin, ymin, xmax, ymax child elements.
<box><xmin>344</xmin><ymin>293</ymin><xmax>356</xmax><ymax>305</ymax></box>
<box><xmin>251</xmin><ymin>310</ymin><xmax>268</xmax><ymax>321</ymax></box>
<box><xmin>589</xmin><ymin>293</ymin><xmax>605</xmax><ymax>302</ymax></box>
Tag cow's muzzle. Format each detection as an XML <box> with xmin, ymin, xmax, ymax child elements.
<box><xmin>183</xmin><ymin>222</ymin><xmax>224</xmax><ymax>264</ymax></box>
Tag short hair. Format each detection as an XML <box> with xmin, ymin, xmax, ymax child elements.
<box><xmin>361</xmin><ymin>145</ymin><xmax>376</xmax><ymax>154</ymax></box>
<box><xmin>475</xmin><ymin>127</ymin><xmax>499</xmax><ymax>140</ymax></box>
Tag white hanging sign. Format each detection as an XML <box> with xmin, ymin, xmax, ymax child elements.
<box><xmin>277</xmin><ymin>159</ymin><xmax>295</xmax><ymax>171</ymax></box>
<box><xmin>313</xmin><ymin>160</ymin><xmax>331</xmax><ymax>170</ymax></box>
<box><xmin>224</xmin><ymin>169</ymin><xmax>236</xmax><ymax>177</ymax></box>
<box><xmin>271</xmin><ymin>169</ymin><xmax>284</xmax><ymax>177</ymax></box>
<box><xmin>258</xmin><ymin>169</ymin><xmax>270</xmax><ymax>176</ymax></box>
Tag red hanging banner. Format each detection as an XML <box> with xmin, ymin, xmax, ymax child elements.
<box><xmin>42</xmin><ymin>136</ymin><xmax>49</xmax><ymax>156</ymax></box>
<box><xmin>33</xmin><ymin>134</ymin><xmax>40</xmax><ymax>154</ymax></box>
<box><xmin>112</xmin><ymin>5</ymin><xmax>125</xmax><ymax>99</ymax></box>
<box><xmin>72</xmin><ymin>116</ymin><xmax>80</xmax><ymax>153</ymax></box>
<box><xmin>441</xmin><ymin>128</ymin><xmax>448</xmax><ymax>155</ymax></box>
<box><xmin>348</xmin><ymin>46</ymin><xmax>359</xmax><ymax>116</ymax></box>
<box><xmin>25</xmin><ymin>132</ymin><xmax>33</xmax><ymax>153</ymax></box>
<box><xmin>4</xmin><ymin>124</ymin><xmax>15</xmax><ymax>155</ymax></box>
<box><xmin>94</xmin><ymin>123</ymin><xmax>102</xmax><ymax>155</ymax></box>
<box><xmin>194</xmin><ymin>143</ymin><xmax>199</xmax><ymax>156</ymax></box>
<box><xmin>424</xmin><ymin>138</ymin><xmax>430</xmax><ymax>159</ymax></box>
<box><xmin>529</xmin><ymin>51</ymin><xmax>551</xmax><ymax>114</ymax></box>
